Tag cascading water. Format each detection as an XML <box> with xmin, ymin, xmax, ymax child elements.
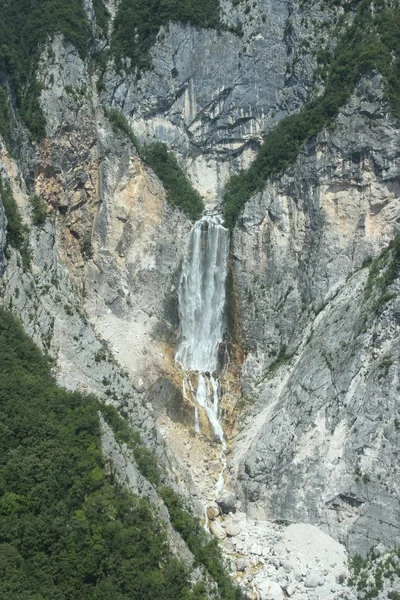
<box><xmin>175</xmin><ymin>215</ymin><xmax>229</xmax><ymax>496</ymax></box>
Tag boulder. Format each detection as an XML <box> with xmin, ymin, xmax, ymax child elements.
<box><xmin>225</xmin><ymin>522</ymin><xmax>241</xmax><ymax>537</ymax></box>
<box><xmin>210</xmin><ymin>520</ymin><xmax>227</xmax><ymax>540</ymax></box>
<box><xmin>206</xmin><ymin>503</ymin><xmax>220</xmax><ymax>520</ymax></box>
<box><xmin>235</xmin><ymin>558</ymin><xmax>249</xmax><ymax>572</ymax></box>
<box><xmin>315</xmin><ymin>584</ymin><xmax>335</xmax><ymax>599</ymax></box>
<box><xmin>285</xmin><ymin>582</ymin><xmax>296</xmax><ymax>597</ymax></box>
<box><xmin>216</xmin><ymin>491</ymin><xmax>236</xmax><ymax>514</ymax></box>
<box><xmin>304</xmin><ymin>571</ymin><xmax>322</xmax><ymax>588</ymax></box>
<box><xmin>208</xmin><ymin>461</ymin><xmax>220</xmax><ymax>473</ymax></box>
<box><xmin>257</xmin><ymin>580</ymin><xmax>284</xmax><ymax>600</ymax></box>
<box><xmin>251</xmin><ymin>543</ymin><xmax>263</xmax><ymax>556</ymax></box>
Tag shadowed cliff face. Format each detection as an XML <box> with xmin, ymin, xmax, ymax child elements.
<box><xmin>0</xmin><ymin>0</ymin><xmax>399</xmax><ymax>569</ymax></box>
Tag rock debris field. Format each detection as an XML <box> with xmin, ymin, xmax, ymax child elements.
<box><xmin>206</xmin><ymin>505</ymin><xmax>353</xmax><ymax>600</ymax></box>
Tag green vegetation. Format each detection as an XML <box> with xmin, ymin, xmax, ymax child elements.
<box><xmin>0</xmin><ymin>307</ymin><xmax>247</xmax><ymax>599</ymax></box>
<box><xmin>0</xmin><ymin>178</ymin><xmax>30</xmax><ymax>268</ymax></box>
<box><xmin>160</xmin><ymin>487</ymin><xmax>247</xmax><ymax>600</ymax></box>
<box><xmin>101</xmin><ymin>404</ymin><xmax>160</xmax><ymax>487</ymax></box>
<box><xmin>0</xmin><ymin>307</ymin><xmax>204</xmax><ymax>599</ymax></box>
<box><xmin>0</xmin><ymin>0</ymin><xmax>90</xmax><ymax>139</ymax></box>
<box><xmin>223</xmin><ymin>0</ymin><xmax>400</xmax><ymax>228</ymax></box>
<box><xmin>104</xmin><ymin>107</ymin><xmax>142</xmax><ymax>155</ymax></box>
<box><xmin>29</xmin><ymin>195</ymin><xmax>47</xmax><ymax>226</ymax></box>
<box><xmin>365</xmin><ymin>233</ymin><xmax>400</xmax><ymax>311</ymax></box>
<box><xmin>92</xmin><ymin>0</ymin><xmax>110</xmax><ymax>33</ymax></box>
<box><xmin>111</xmin><ymin>0</ymin><xmax>222</xmax><ymax>73</ymax></box>
<box><xmin>0</xmin><ymin>87</ymin><xmax>12</xmax><ymax>148</ymax></box>
<box><xmin>144</xmin><ymin>142</ymin><xmax>204</xmax><ymax>221</ymax></box>
<box><xmin>347</xmin><ymin>548</ymin><xmax>400</xmax><ymax>598</ymax></box>
<box><xmin>104</xmin><ymin>108</ymin><xmax>204</xmax><ymax>220</ymax></box>
<box><xmin>267</xmin><ymin>345</ymin><xmax>291</xmax><ymax>376</ymax></box>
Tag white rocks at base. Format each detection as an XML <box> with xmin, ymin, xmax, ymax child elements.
<box><xmin>304</xmin><ymin>572</ymin><xmax>323</xmax><ymax>588</ymax></box>
<box><xmin>276</xmin><ymin>523</ymin><xmax>348</xmax><ymax>588</ymax></box>
<box><xmin>225</xmin><ymin>522</ymin><xmax>241</xmax><ymax>537</ymax></box>
<box><xmin>251</xmin><ymin>543</ymin><xmax>263</xmax><ymax>556</ymax></box>
<box><xmin>285</xmin><ymin>582</ymin><xmax>297</xmax><ymax>597</ymax></box>
<box><xmin>215</xmin><ymin>514</ymin><xmax>354</xmax><ymax>600</ymax></box>
<box><xmin>257</xmin><ymin>580</ymin><xmax>284</xmax><ymax>600</ymax></box>
<box><xmin>313</xmin><ymin>584</ymin><xmax>335</xmax><ymax>599</ymax></box>
<box><xmin>206</xmin><ymin>503</ymin><xmax>220</xmax><ymax>520</ymax></box>
<box><xmin>210</xmin><ymin>520</ymin><xmax>227</xmax><ymax>540</ymax></box>
<box><xmin>216</xmin><ymin>490</ymin><xmax>237</xmax><ymax>514</ymax></box>
<box><xmin>236</xmin><ymin>558</ymin><xmax>250</xmax><ymax>572</ymax></box>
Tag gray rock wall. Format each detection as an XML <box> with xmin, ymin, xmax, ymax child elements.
<box><xmin>231</xmin><ymin>74</ymin><xmax>400</xmax><ymax>556</ymax></box>
<box><xmin>104</xmin><ymin>0</ymin><xmax>340</xmax><ymax>207</ymax></box>
<box><xmin>0</xmin><ymin>0</ymin><xmax>399</xmax><ymax>562</ymax></box>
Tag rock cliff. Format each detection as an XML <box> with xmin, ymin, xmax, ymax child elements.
<box><xmin>0</xmin><ymin>0</ymin><xmax>399</xmax><ymax>598</ymax></box>
<box><xmin>231</xmin><ymin>72</ymin><xmax>400</xmax><ymax>557</ymax></box>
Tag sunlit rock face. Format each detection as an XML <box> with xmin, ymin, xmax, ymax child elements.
<box><xmin>0</xmin><ymin>0</ymin><xmax>399</xmax><ymax>572</ymax></box>
<box><xmin>231</xmin><ymin>73</ymin><xmax>400</xmax><ymax>556</ymax></box>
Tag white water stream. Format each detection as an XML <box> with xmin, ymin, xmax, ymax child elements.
<box><xmin>175</xmin><ymin>215</ymin><xmax>229</xmax><ymax>497</ymax></box>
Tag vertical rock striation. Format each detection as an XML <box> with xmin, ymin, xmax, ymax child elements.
<box><xmin>231</xmin><ymin>73</ymin><xmax>400</xmax><ymax>556</ymax></box>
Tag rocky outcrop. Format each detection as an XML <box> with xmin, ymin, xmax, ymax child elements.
<box><xmin>231</xmin><ymin>73</ymin><xmax>400</xmax><ymax>556</ymax></box>
<box><xmin>0</xmin><ymin>147</ymin><xmax>161</xmax><ymax>449</ymax></box>
<box><xmin>0</xmin><ymin>189</ymin><xmax>7</xmax><ymax>277</ymax></box>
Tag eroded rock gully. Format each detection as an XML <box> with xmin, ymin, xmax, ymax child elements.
<box><xmin>0</xmin><ymin>1</ymin><xmax>399</xmax><ymax>598</ymax></box>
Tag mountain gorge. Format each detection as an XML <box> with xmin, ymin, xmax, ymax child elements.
<box><xmin>0</xmin><ymin>0</ymin><xmax>400</xmax><ymax>598</ymax></box>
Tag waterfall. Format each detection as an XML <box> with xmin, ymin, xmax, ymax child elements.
<box><xmin>175</xmin><ymin>215</ymin><xmax>229</xmax><ymax>374</ymax></box>
<box><xmin>175</xmin><ymin>215</ymin><xmax>229</xmax><ymax>492</ymax></box>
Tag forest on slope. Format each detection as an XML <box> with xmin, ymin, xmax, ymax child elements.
<box><xmin>0</xmin><ymin>308</ymin><xmax>246</xmax><ymax>599</ymax></box>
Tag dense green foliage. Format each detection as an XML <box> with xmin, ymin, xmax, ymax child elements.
<box><xmin>0</xmin><ymin>308</ymin><xmax>205</xmax><ymax>600</ymax></box>
<box><xmin>0</xmin><ymin>178</ymin><xmax>30</xmax><ymax>268</ymax></box>
<box><xmin>104</xmin><ymin>109</ymin><xmax>204</xmax><ymax>220</ymax></box>
<box><xmin>29</xmin><ymin>195</ymin><xmax>47</xmax><ymax>226</ymax></box>
<box><xmin>348</xmin><ymin>549</ymin><xmax>400</xmax><ymax>598</ymax></box>
<box><xmin>111</xmin><ymin>0</ymin><xmax>222</xmax><ymax>73</ymax></box>
<box><xmin>92</xmin><ymin>0</ymin><xmax>110</xmax><ymax>34</ymax></box>
<box><xmin>144</xmin><ymin>142</ymin><xmax>204</xmax><ymax>220</ymax></box>
<box><xmin>160</xmin><ymin>487</ymin><xmax>247</xmax><ymax>600</ymax></box>
<box><xmin>223</xmin><ymin>0</ymin><xmax>400</xmax><ymax>228</ymax></box>
<box><xmin>0</xmin><ymin>0</ymin><xmax>90</xmax><ymax>139</ymax></box>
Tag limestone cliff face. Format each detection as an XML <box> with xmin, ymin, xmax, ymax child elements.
<box><xmin>29</xmin><ymin>35</ymin><xmax>192</xmax><ymax>387</ymax></box>
<box><xmin>106</xmin><ymin>0</ymin><xmax>336</xmax><ymax>208</ymax></box>
<box><xmin>0</xmin><ymin>0</ymin><xmax>399</xmax><ymax>572</ymax></box>
<box><xmin>231</xmin><ymin>73</ymin><xmax>400</xmax><ymax>556</ymax></box>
